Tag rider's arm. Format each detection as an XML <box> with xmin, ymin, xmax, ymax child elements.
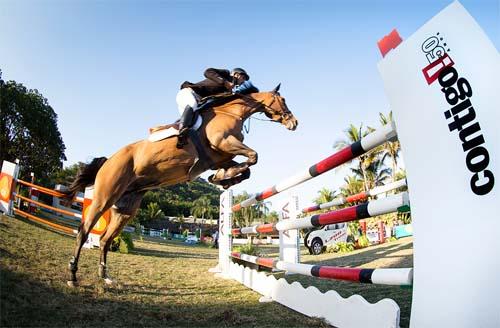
<box><xmin>204</xmin><ymin>68</ymin><xmax>232</xmax><ymax>90</ymax></box>
<box><xmin>232</xmin><ymin>80</ymin><xmax>259</xmax><ymax>94</ymax></box>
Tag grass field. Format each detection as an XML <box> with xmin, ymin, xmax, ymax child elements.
<box><xmin>0</xmin><ymin>214</ymin><xmax>413</xmax><ymax>327</ymax></box>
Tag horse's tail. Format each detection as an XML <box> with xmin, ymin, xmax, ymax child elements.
<box><xmin>62</xmin><ymin>157</ymin><xmax>108</xmax><ymax>200</ymax></box>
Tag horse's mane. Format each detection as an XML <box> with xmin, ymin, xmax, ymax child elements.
<box><xmin>204</xmin><ymin>92</ymin><xmax>266</xmax><ymax>113</ymax></box>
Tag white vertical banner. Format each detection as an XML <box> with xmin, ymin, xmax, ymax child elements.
<box><xmin>378</xmin><ymin>2</ymin><xmax>499</xmax><ymax>327</ymax></box>
<box><xmin>279</xmin><ymin>194</ymin><xmax>300</xmax><ymax>265</ymax></box>
<box><xmin>218</xmin><ymin>190</ymin><xmax>233</xmax><ymax>275</ymax></box>
<box><xmin>0</xmin><ymin>160</ymin><xmax>19</xmax><ymax>215</ymax></box>
<box><xmin>82</xmin><ymin>187</ymin><xmax>101</xmax><ymax>249</ymax></box>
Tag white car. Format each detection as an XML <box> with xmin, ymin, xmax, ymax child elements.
<box><xmin>185</xmin><ymin>233</ymin><xmax>199</xmax><ymax>243</ymax></box>
<box><xmin>304</xmin><ymin>223</ymin><xmax>348</xmax><ymax>255</ymax></box>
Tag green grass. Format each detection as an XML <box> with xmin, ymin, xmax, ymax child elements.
<box><xmin>1</xmin><ymin>214</ymin><xmax>413</xmax><ymax>327</ymax></box>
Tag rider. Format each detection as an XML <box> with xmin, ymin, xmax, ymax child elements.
<box><xmin>176</xmin><ymin>67</ymin><xmax>259</xmax><ymax>148</ymax></box>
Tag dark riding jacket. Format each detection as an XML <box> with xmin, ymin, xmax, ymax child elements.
<box><xmin>180</xmin><ymin>68</ymin><xmax>259</xmax><ymax>98</ymax></box>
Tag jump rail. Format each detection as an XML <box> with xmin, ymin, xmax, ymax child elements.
<box><xmin>13</xmin><ymin>208</ymin><xmax>77</xmax><ymax>235</ymax></box>
<box><xmin>232</xmin><ymin>192</ymin><xmax>409</xmax><ymax>235</ymax></box>
<box><xmin>14</xmin><ymin>193</ymin><xmax>82</xmax><ymax>219</ymax></box>
<box><xmin>1</xmin><ymin>160</ymin><xmax>105</xmax><ymax>248</ymax></box>
<box><xmin>16</xmin><ymin>179</ymin><xmax>84</xmax><ymax>203</ymax></box>
<box><xmin>232</xmin><ymin>252</ymin><xmax>413</xmax><ymax>286</ymax></box>
<box><xmin>302</xmin><ymin>179</ymin><xmax>407</xmax><ymax>213</ymax></box>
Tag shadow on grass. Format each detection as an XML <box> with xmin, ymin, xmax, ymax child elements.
<box><xmin>12</xmin><ymin>215</ymin><xmax>76</xmax><ymax>240</ymax></box>
<box><xmin>0</xmin><ymin>267</ymin><xmax>306</xmax><ymax>327</ymax></box>
<box><xmin>0</xmin><ymin>247</ymin><xmax>19</xmax><ymax>260</ymax></box>
<box><xmin>301</xmin><ymin>239</ymin><xmax>414</xmax><ymax>269</ymax></box>
<box><xmin>130</xmin><ymin>247</ymin><xmax>217</xmax><ymax>260</ymax></box>
<box><xmin>102</xmin><ymin>283</ymin><xmax>234</xmax><ymax>298</ymax></box>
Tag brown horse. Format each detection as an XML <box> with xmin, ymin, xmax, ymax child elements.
<box><xmin>64</xmin><ymin>85</ymin><xmax>297</xmax><ymax>286</ymax></box>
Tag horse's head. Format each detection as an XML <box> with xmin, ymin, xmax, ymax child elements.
<box><xmin>260</xmin><ymin>84</ymin><xmax>298</xmax><ymax>131</ymax></box>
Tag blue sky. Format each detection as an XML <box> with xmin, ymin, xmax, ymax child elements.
<box><xmin>1</xmin><ymin>0</ymin><xmax>498</xmax><ymax>210</ymax></box>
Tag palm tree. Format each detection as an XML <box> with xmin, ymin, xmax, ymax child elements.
<box><xmin>340</xmin><ymin>175</ymin><xmax>364</xmax><ymax>200</ymax></box>
<box><xmin>317</xmin><ymin>188</ymin><xmax>336</xmax><ymax>204</ymax></box>
<box><xmin>334</xmin><ymin>124</ymin><xmax>380</xmax><ymax>191</ymax></box>
<box><xmin>191</xmin><ymin>196</ymin><xmax>212</xmax><ymax>223</ymax></box>
<box><xmin>232</xmin><ymin>192</ymin><xmax>260</xmax><ymax>227</ymax></box>
<box><xmin>353</xmin><ymin>153</ymin><xmax>391</xmax><ymax>190</ymax></box>
<box><xmin>379</xmin><ymin>111</ymin><xmax>401</xmax><ymax>181</ymax></box>
<box><xmin>339</xmin><ymin>175</ymin><xmax>364</xmax><ymax>241</ymax></box>
<box><xmin>139</xmin><ymin>202</ymin><xmax>164</xmax><ymax>222</ymax></box>
<box><xmin>313</xmin><ymin>188</ymin><xmax>336</xmax><ymax>205</ymax></box>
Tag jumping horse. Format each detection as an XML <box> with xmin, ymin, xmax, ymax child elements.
<box><xmin>63</xmin><ymin>84</ymin><xmax>298</xmax><ymax>286</ymax></box>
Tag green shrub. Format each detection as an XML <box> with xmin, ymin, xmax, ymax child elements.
<box><xmin>234</xmin><ymin>243</ymin><xmax>259</xmax><ymax>256</ymax></box>
<box><xmin>182</xmin><ymin>229</ymin><xmax>189</xmax><ymax>238</ymax></box>
<box><xmin>357</xmin><ymin>235</ymin><xmax>370</xmax><ymax>248</ymax></box>
<box><xmin>329</xmin><ymin>242</ymin><xmax>355</xmax><ymax>253</ymax></box>
<box><xmin>111</xmin><ymin>232</ymin><xmax>134</xmax><ymax>254</ymax></box>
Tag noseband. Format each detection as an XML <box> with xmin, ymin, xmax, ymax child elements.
<box><xmin>242</xmin><ymin>92</ymin><xmax>291</xmax><ymax>123</ymax></box>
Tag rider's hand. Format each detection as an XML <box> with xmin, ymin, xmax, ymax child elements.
<box><xmin>224</xmin><ymin>81</ymin><xmax>234</xmax><ymax>90</ymax></box>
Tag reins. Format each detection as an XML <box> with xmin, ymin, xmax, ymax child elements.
<box><xmin>212</xmin><ymin>92</ymin><xmax>285</xmax><ymax>134</ymax></box>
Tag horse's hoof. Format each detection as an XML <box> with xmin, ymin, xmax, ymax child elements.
<box><xmin>104</xmin><ymin>278</ymin><xmax>114</xmax><ymax>285</ymax></box>
<box><xmin>67</xmin><ymin>280</ymin><xmax>78</xmax><ymax>288</ymax></box>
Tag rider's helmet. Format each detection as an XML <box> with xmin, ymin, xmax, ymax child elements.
<box><xmin>231</xmin><ymin>67</ymin><xmax>249</xmax><ymax>80</ymax></box>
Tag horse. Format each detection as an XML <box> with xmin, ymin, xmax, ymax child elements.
<box><xmin>63</xmin><ymin>84</ymin><xmax>298</xmax><ymax>286</ymax></box>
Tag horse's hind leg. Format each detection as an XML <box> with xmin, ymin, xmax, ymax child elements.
<box><xmin>67</xmin><ymin>164</ymin><xmax>134</xmax><ymax>286</ymax></box>
<box><xmin>67</xmin><ymin>200</ymin><xmax>110</xmax><ymax>287</ymax></box>
<box><xmin>98</xmin><ymin>192</ymin><xmax>144</xmax><ymax>284</ymax></box>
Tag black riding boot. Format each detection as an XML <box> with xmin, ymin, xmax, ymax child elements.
<box><xmin>177</xmin><ymin>106</ymin><xmax>194</xmax><ymax>149</ymax></box>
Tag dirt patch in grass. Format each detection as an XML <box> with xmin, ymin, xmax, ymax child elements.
<box><xmin>1</xmin><ymin>215</ymin><xmax>412</xmax><ymax>327</ymax></box>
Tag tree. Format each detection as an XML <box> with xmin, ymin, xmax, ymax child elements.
<box><xmin>135</xmin><ymin>178</ymin><xmax>221</xmax><ymax>219</ymax></box>
<box><xmin>264</xmin><ymin>211</ymin><xmax>279</xmax><ymax>223</ymax></box>
<box><xmin>351</xmin><ymin>153</ymin><xmax>391</xmax><ymax>190</ymax></box>
<box><xmin>51</xmin><ymin>163</ymin><xmax>80</xmax><ymax>187</ymax></box>
<box><xmin>135</xmin><ymin>202</ymin><xmax>164</xmax><ymax>224</ymax></box>
<box><xmin>232</xmin><ymin>192</ymin><xmax>260</xmax><ymax>227</ymax></box>
<box><xmin>379</xmin><ymin>111</ymin><xmax>401</xmax><ymax>181</ymax></box>
<box><xmin>0</xmin><ymin>71</ymin><xmax>66</xmax><ymax>184</ymax></box>
<box><xmin>313</xmin><ymin>187</ymin><xmax>336</xmax><ymax>205</ymax></box>
<box><xmin>333</xmin><ymin>124</ymin><xmax>376</xmax><ymax>191</ymax></box>
<box><xmin>191</xmin><ymin>196</ymin><xmax>213</xmax><ymax>222</ymax></box>
<box><xmin>339</xmin><ymin>175</ymin><xmax>364</xmax><ymax>200</ymax></box>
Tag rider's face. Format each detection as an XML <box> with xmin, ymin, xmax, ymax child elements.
<box><xmin>233</xmin><ymin>73</ymin><xmax>245</xmax><ymax>84</ymax></box>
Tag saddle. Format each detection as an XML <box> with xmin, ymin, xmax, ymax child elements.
<box><xmin>148</xmin><ymin>92</ymin><xmax>238</xmax><ymax>142</ymax></box>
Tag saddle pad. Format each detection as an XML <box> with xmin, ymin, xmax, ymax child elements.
<box><xmin>148</xmin><ymin>116</ymin><xmax>202</xmax><ymax>142</ymax></box>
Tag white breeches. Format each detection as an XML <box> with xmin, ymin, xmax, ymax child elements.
<box><xmin>176</xmin><ymin>88</ymin><xmax>199</xmax><ymax>115</ymax></box>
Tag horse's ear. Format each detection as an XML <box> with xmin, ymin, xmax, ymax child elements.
<box><xmin>272</xmin><ymin>83</ymin><xmax>281</xmax><ymax>93</ymax></box>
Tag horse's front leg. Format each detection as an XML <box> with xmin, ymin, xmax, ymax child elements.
<box><xmin>209</xmin><ymin>164</ymin><xmax>251</xmax><ymax>189</ymax></box>
<box><xmin>210</xmin><ymin>136</ymin><xmax>257</xmax><ymax>185</ymax></box>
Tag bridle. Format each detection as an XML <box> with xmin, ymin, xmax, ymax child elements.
<box><xmin>239</xmin><ymin>92</ymin><xmax>292</xmax><ymax>124</ymax></box>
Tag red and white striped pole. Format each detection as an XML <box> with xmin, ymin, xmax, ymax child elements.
<box><xmin>302</xmin><ymin>179</ymin><xmax>407</xmax><ymax>213</ymax></box>
<box><xmin>232</xmin><ymin>192</ymin><xmax>409</xmax><ymax>236</ymax></box>
<box><xmin>232</xmin><ymin>252</ymin><xmax>412</xmax><ymax>286</ymax></box>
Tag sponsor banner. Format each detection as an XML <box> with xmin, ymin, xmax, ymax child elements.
<box><xmin>0</xmin><ymin>161</ymin><xmax>19</xmax><ymax>215</ymax></box>
<box><xmin>378</xmin><ymin>2</ymin><xmax>499</xmax><ymax>327</ymax></box>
